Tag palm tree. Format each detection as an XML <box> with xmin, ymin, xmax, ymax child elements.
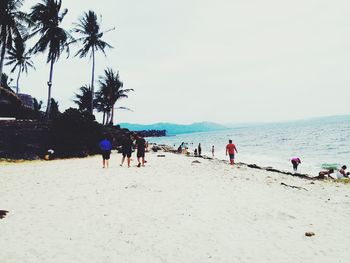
<box><xmin>97</xmin><ymin>68</ymin><xmax>133</xmax><ymax>125</ymax></box>
<box><xmin>73</xmin><ymin>10</ymin><xmax>114</xmax><ymax>114</ymax></box>
<box><xmin>0</xmin><ymin>0</ymin><xmax>30</xmax><ymax>83</ymax></box>
<box><xmin>73</xmin><ymin>84</ymin><xmax>93</xmax><ymax>112</ymax></box>
<box><xmin>29</xmin><ymin>0</ymin><xmax>72</xmax><ymax>119</ymax></box>
<box><xmin>5</xmin><ymin>36</ymin><xmax>35</xmax><ymax>94</ymax></box>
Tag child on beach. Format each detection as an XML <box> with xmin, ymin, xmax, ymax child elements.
<box><xmin>226</xmin><ymin>140</ymin><xmax>238</xmax><ymax>165</ymax></box>
<box><xmin>99</xmin><ymin>136</ymin><xmax>112</xmax><ymax>168</ymax></box>
<box><xmin>291</xmin><ymin>157</ymin><xmax>301</xmax><ymax>172</ymax></box>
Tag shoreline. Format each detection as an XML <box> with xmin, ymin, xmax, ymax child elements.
<box><xmin>1</xmin><ymin>150</ymin><xmax>350</xmax><ymax>262</ymax></box>
<box><xmin>152</xmin><ymin>144</ymin><xmax>350</xmax><ymax>183</ymax></box>
<box><xmin>2</xmin><ymin>145</ymin><xmax>349</xmax><ymax>183</ymax></box>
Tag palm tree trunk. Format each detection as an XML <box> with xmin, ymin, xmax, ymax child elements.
<box><xmin>110</xmin><ymin>104</ymin><xmax>115</xmax><ymax>125</ymax></box>
<box><xmin>0</xmin><ymin>29</ymin><xmax>7</xmax><ymax>84</ymax></box>
<box><xmin>106</xmin><ymin>111</ymin><xmax>110</xmax><ymax>125</ymax></box>
<box><xmin>90</xmin><ymin>48</ymin><xmax>95</xmax><ymax>113</ymax></box>
<box><xmin>16</xmin><ymin>65</ymin><xmax>22</xmax><ymax>94</ymax></box>
<box><xmin>102</xmin><ymin>111</ymin><xmax>106</xmax><ymax>125</ymax></box>
<box><xmin>46</xmin><ymin>59</ymin><xmax>55</xmax><ymax>119</ymax></box>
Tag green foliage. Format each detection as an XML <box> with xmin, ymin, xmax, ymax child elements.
<box><xmin>49</xmin><ymin>98</ymin><xmax>60</xmax><ymax>119</ymax></box>
<box><xmin>73</xmin><ymin>10</ymin><xmax>113</xmax><ymax>59</ymax></box>
<box><xmin>29</xmin><ymin>0</ymin><xmax>72</xmax><ymax>63</ymax></box>
<box><xmin>49</xmin><ymin>108</ymin><xmax>103</xmax><ymax>157</ymax></box>
<box><xmin>96</xmin><ymin>68</ymin><xmax>133</xmax><ymax>124</ymax></box>
<box><xmin>5</xmin><ymin>35</ymin><xmax>35</xmax><ymax>93</ymax></box>
<box><xmin>0</xmin><ymin>73</ymin><xmax>13</xmax><ymax>91</ymax></box>
<box><xmin>0</xmin><ymin>0</ymin><xmax>31</xmax><ymax>78</ymax></box>
<box><xmin>73</xmin><ymin>85</ymin><xmax>93</xmax><ymax>112</ymax></box>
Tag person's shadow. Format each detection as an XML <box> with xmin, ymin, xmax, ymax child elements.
<box><xmin>0</xmin><ymin>210</ymin><xmax>9</xmax><ymax>219</ymax></box>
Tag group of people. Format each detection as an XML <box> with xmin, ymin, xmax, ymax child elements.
<box><xmin>317</xmin><ymin>165</ymin><xmax>349</xmax><ymax>179</ymax></box>
<box><xmin>98</xmin><ymin>135</ymin><xmax>147</xmax><ymax>169</ymax></box>
<box><xmin>179</xmin><ymin>140</ymin><xmax>238</xmax><ymax>165</ymax></box>
<box><xmin>291</xmin><ymin>156</ymin><xmax>349</xmax><ymax>179</ymax></box>
<box><xmin>100</xmin><ymin>135</ymin><xmax>348</xmax><ymax>180</ymax></box>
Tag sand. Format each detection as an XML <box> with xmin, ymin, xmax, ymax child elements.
<box><xmin>1</xmin><ymin>151</ymin><xmax>349</xmax><ymax>263</ymax></box>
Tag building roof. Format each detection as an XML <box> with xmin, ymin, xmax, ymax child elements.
<box><xmin>18</xmin><ymin>94</ymin><xmax>34</xmax><ymax>110</ymax></box>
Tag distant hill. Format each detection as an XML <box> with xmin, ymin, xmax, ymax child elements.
<box><xmin>118</xmin><ymin>122</ymin><xmax>228</xmax><ymax>135</ymax></box>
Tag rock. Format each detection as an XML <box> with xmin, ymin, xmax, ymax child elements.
<box><xmin>136</xmin><ymin>130</ymin><xmax>166</xmax><ymax>137</ymax></box>
<box><xmin>192</xmin><ymin>160</ymin><xmax>201</xmax><ymax>164</ymax></box>
<box><xmin>152</xmin><ymin>145</ymin><xmax>161</xmax><ymax>152</ymax></box>
<box><xmin>157</xmin><ymin>154</ymin><xmax>166</xmax><ymax>157</ymax></box>
<box><xmin>305</xmin><ymin>232</ymin><xmax>315</xmax><ymax>237</ymax></box>
<box><xmin>0</xmin><ymin>210</ymin><xmax>9</xmax><ymax>219</ymax></box>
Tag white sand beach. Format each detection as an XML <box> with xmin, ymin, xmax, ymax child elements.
<box><xmin>1</xmin><ymin>152</ymin><xmax>350</xmax><ymax>263</ymax></box>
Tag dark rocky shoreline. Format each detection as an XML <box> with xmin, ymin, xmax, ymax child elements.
<box><xmin>0</xmin><ymin>120</ymin><xmax>166</xmax><ymax>160</ymax></box>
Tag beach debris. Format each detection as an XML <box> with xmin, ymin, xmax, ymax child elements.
<box><xmin>0</xmin><ymin>210</ymin><xmax>9</xmax><ymax>219</ymax></box>
<box><xmin>157</xmin><ymin>154</ymin><xmax>166</xmax><ymax>157</ymax></box>
<box><xmin>248</xmin><ymin>164</ymin><xmax>262</xmax><ymax>169</ymax></box>
<box><xmin>245</xmin><ymin>163</ymin><xmax>318</xmax><ymax>180</ymax></box>
<box><xmin>192</xmin><ymin>160</ymin><xmax>201</xmax><ymax>164</ymax></box>
<box><xmin>281</xmin><ymin>182</ymin><xmax>308</xmax><ymax>191</ymax></box>
<box><xmin>305</xmin><ymin>232</ymin><xmax>315</xmax><ymax>237</ymax></box>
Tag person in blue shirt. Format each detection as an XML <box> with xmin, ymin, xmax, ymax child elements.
<box><xmin>99</xmin><ymin>136</ymin><xmax>112</xmax><ymax>168</ymax></box>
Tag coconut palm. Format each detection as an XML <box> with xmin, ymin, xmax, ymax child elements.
<box><xmin>73</xmin><ymin>84</ymin><xmax>93</xmax><ymax>112</ymax></box>
<box><xmin>5</xmin><ymin>36</ymin><xmax>35</xmax><ymax>94</ymax></box>
<box><xmin>73</xmin><ymin>10</ymin><xmax>114</xmax><ymax>113</ymax></box>
<box><xmin>97</xmin><ymin>68</ymin><xmax>133</xmax><ymax>125</ymax></box>
<box><xmin>0</xmin><ymin>0</ymin><xmax>30</xmax><ymax>82</ymax></box>
<box><xmin>29</xmin><ymin>0</ymin><xmax>72</xmax><ymax>119</ymax></box>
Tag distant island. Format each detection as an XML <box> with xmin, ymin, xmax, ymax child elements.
<box><xmin>119</xmin><ymin>122</ymin><xmax>228</xmax><ymax>135</ymax></box>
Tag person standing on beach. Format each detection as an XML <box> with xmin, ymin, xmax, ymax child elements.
<box><xmin>226</xmin><ymin>140</ymin><xmax>238</xmax><ymax>165</ymax></box>
<box><xmin>99</xmin><ymin>136</ymin><xmax>112</xmax><ymax>168</ymax></box>
<box><xmin>212</xmin><ymin>145</ymin><xmax>215</xmax><ymax>157</ymax></box>
<box><xmin>136</xmin><ymin>136</ymin><xmax>146</xmax><ymax>167</ymax></box>
<box><xmin>291</xmin><ymin>157</ymin><xmax>301</xmax><ymax>172</ymax></box>
<box><xmin>198</xmin><ymin>143</ymin><xmax>202</xmax><ymax>156</ymax></box>
<box><xmin>120</xmin><ymin>135</ymin><xmax>134</xmax><ymax>168</ymax></box>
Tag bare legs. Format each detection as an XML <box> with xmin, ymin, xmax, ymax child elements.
<box><xmin>137</xmin><ymin>157</ymin><xmax>145</xmax><ymax>167</ymax></box>
<box><xmin>102</xmin><ymin>159</ymin><xmax>109</xmax><ymax>168</ymax></box>
<box><xmin>121</xmin><ymin>156</ymin><xmax>131</xmax><ymax>168</ymax></box>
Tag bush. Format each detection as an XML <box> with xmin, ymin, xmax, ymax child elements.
<box><xmin>49</xmin><ymin>108</ymin><xmax>103</xmax><ymax>157</ymax></box>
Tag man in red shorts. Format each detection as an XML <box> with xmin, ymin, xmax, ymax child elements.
<box><xmin>226</xmin><ymin>139</ymin><xmax>238</xmax><ymax>165</ymax></box>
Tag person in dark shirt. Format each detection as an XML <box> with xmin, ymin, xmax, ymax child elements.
<box><xmin>120</xmin><ymin>136</ymin><xmax>134</xmax><ymax>168</ymax></box>
<box><xmin>136</xmin><ymin>136</ymin><xmax>146</xmax><ymax>167</ymax></box>
<box><xmin>198</xmin><ymin>143</ymin><xmax>202</xmax><ymax>156</ymax></box>
<box><xmin>99</xmin><ymin>136</ymin><xmax>112</xmax><ymax>168</ymax></box>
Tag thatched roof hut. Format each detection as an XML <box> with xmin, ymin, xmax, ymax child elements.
<box><xmin>0</xmin><ymin>86</ymin><xmax>22</xmax><ymax>117</ymax></box>
<box><xmin>0</xmin><ymin>86</ymin><xmax>38</xmax><ymax>118</ymax></box>
<box><xmin>18</xmin><ymin>94</ymin><xmax>34</xmax><ymax>110</ymax></box>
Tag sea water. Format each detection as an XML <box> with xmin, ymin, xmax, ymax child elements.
<box><xmin>148</xmin><ymin>116</ymin><xmax>350</xmax><ymax>175</ymax></box>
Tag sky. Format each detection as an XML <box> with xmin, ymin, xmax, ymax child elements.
<box><xmin>9</xmin><ymin>0</ymin><xmax>350</xmax><ymax>124</ymax></box>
